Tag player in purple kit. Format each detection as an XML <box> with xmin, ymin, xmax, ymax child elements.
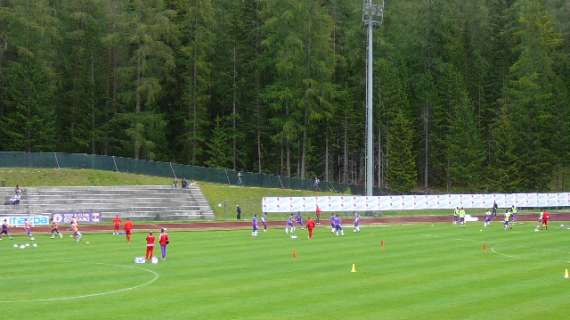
<box><xmin>483</xmin><ymin>210</ymin><xmax>492</xmax><ymax>228</ymax></box>
<box><xmin>285</xmin><ymin>214</ymin><xmax>295</xmax><ymax>234</ymax></box>
<box><xmin>261</xmin><ymin>212</ymin><xmax>268</xmax><ymax>232</ymax></box>
<box><xmin>295</xmin><ymin>212</ymin><xmax>304</xmax><ymax>229</ymax></box>
<box><xmin>330</xmin><ymin>214</ymin><xmax>335</xmax><ymax>232</ymax></box>
<box><xmin>353</xmin><ymin>212</ymin><xmax>361</xmax><ymax>232</ymax></box>
<box><xmin>334</xmin><ymin>214</ymin><xmax>344</xmax><ymax>236</ymax></box>
<box><xmin>252</xmin><ymin>214</ymin><xmax>259</xmax><ymax>237</ymax></box>
<box><xmin>0</xmin><ymin>219</ymin><xmax>12</xmax><ymax>240</ymax></box>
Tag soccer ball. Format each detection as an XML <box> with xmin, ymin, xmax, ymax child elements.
<box><xmin>13</xmin><ymin>244</ymin><xmax>18</xmax><ymax>248</ymax></box>
<box><xmin>151</xmin><ymin>257</ymin><xmax>159</xmax><ymax>264</ymax></box>
<box><xmin>30</xmin><ymin>237</ymin><xmax>35</xmax><ymax>241</ymax></box>
<box><xmin>218</xmin><ymin>203</ymin><xmax>222</xmax><ymax>207</ymax></box>
<box><xmin>32</xmin><ymin>243</ymin><xmax>37</xmax><ymax>248</ymax></box>
<box><xmin>25</xmin><ymin>243</ymin><xmax>30</xmax><ymax>247</ymax></box>
<box><xmin>19</xmin><ymin>245</ymin><xmax>25</xmax><ymax>249</ymax></box>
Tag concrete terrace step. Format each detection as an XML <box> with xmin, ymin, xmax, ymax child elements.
<box><xmin>0</xmin><ymin>185</ymin><xmax>213</xmax><ymax>220</ymax></box>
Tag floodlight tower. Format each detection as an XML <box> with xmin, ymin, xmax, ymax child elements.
<box><xmin>363</xmin><ymin>0</ymin><xmax>384</xmax><ymax>196</ymax></box>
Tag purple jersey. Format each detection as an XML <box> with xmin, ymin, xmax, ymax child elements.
<box><xmin>1</xmin><ymin>223</ymin><xmax>8</xmax><ymax>232</ymax></box>
<box><xmin>252</xmin><ymin>217</ymin><xmax>258</xmax><ymax>230</ymax></box>
<box><xmin>334</xmin><ymin>216</ymin><xmax>341</xmax><ymax>227</ymax></box>
<box><xmin>295</xmin><ymin>214</ymin><xmax>302</xmax><ymax>224</ymax></box>
<box><xmin>287</xmin><ymin>217</ymin><xmax>294</xmax><ymax>226</ymax></box>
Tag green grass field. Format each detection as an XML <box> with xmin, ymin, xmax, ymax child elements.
<box><xmin>1</xmin><ymin>222</ymin><xmax>569</xmax><ymax>319</ymax></box>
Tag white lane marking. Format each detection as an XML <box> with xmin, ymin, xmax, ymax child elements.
<box><xmin>0</xmin><ymin>263</ymin><xmax>159</xmax><ymax>303</ymax></box>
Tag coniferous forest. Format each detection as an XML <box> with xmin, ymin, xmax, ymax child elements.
<box><xmin>0</xmin><ymin>0</ymin><xmax>569</xmax><ymax>193</ymax></box>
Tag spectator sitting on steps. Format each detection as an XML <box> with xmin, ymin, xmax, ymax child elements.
<box><xmin>15</xmin><ymin>184</ymin><xmax>22</xmax><ymax>195</ymax></box>
<box><xmin>9</xmin><ymin>193</ymin><xmax>21</xmax><ymax>206</ymax></box>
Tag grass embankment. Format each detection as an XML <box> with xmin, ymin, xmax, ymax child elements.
<box><xmin>199</xmin><ymin>182</ymin><xmax>340</xmax><ymax>220</ymax></box>
<box><xmin>0</xmin><ymin>223</ymin><xmax>569</xmax><ymax>319</ymax></box>
<box><xmin>0</xmin><ymin>168</ymin><xmax>172</xmax><ymax>186</ymax></box>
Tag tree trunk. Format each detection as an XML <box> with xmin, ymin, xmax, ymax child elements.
<box><xmin>343</xmin><ymin>113</ymin><xmax>348</xmax><ymax>184</ymax></box>
<box><xmin>191</xmin><ymin>30</ymin><xmax>198</xmax><ymax>164</ymax></box>
<box><xmin>232</xmin><ymin>43</ymin><xmax>237</xmax><ymax>170</ymax></box>
<box><xmin>423</xmin><ymin>103</ymin><xmax>430</xmax><ymax>189</ymax></box>
<box><xmin>300</xmin><ymin>108</ymin><xmax>308</xmax><ymax>180</ymax></box>
<box><xmin>325</xmin><ymin>134</ymin><xmax>329</xmax><ymax>182</ymax></box>
<box><xmin>285</xmin><ymin>105</ymin><xmax>291</xmax><ymax>177</ymax></box>
<box><xmin>136</xmin><ymin>50</ymin><xmax>142</xmax><ymax>113</ymax></box>
<box><xmin>377</xmin><ymin>124</ymin><xmax>382</xmax><ymax>188</ymax></box>
<box><xmin>90</xmin><ymin>51</ymin><xmax>96</xmax><ymax>155</ymax></box>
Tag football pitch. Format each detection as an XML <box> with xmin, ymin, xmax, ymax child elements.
<box><xmin>1</xmin><ymin>222</ymin><xmax>568</xmax><ymax>320</ymax></box>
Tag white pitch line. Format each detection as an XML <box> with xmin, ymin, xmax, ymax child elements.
<box><xmin>490</xmin><ymin>247</ymin><xmax>519</xmax><ymax>260</ymax></box>
<box><xmin>0</xmin><ymin>263</ymin><xmax>159</xmax><ymax>303</ymax></box>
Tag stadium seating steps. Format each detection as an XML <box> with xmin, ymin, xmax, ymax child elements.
<box><xmin>0</xmin><ymin>185</ymin><xmax>213</xmax><ymax>221</ymax></box>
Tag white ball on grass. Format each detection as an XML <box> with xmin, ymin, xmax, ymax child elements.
<box><xmin>13</xmin><ymin>244</ymin><xmax>18</xmax><ymax>248</ymax></box>
<box><xmin>32</xmin><ymin>243</ymin><xmax>37</xmax><ymax>248</ymax></box>
<box><xmin>218</xmin><ymin>203</ymin><xmax>222</xmax><ymax>207</ymax></box>
<box><xmin>30</xmin><ymin>237</ymin><xmax>35</xmax><ymax>241</ymax></box>
<box><xmin>19</xmin><ymin>245</ymin><xmax>25</xmax><ymax>249</ymax></box>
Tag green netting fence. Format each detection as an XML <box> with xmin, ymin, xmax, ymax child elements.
<box><xmin>0</xmin><ymin>151</ymin><xmax>364</xmax><ymax>194</ymax></box>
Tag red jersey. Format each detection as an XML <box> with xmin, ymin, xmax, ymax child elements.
<box><xmin>146</xmin><ymin>234</ymin><xmax>155</xmax><ymax>247</ymax></box>
<box><xmin>124</xmin><ymin>221</ymin><xmax>134</xmax><ymax>232</ymax></box>
<box><xmin>316</xmin><ymin>206</ymin><xmax>321</xmax><ymax>216</ymax></box>
<box><xmin>543</xmin><ymin>211</ymin><xmax>550</xmax><ymax>221</ymax></box>
<box><xmin>112</xmin><ymin>216</ymin><xmax>121</xmax><ymax>226</ymax></box>
<box><xmin>306</xmin><ymin>219</ymin><xmax>316</xmax><ymax>230</ymax></box>
<box><xmin>159</xmin><ymin>233</ymin><xmax>169</xmax><ymax>246</ymax></box>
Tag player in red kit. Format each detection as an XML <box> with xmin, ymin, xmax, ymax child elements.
<box><xmin>542</xmin><ymin>210</ymin><xmax>550</xmax><ymax>230</ymax></box>
<box><xmin>124</xmin><ymin>218</ymin><xmax>134</xmax><ymax>243</ymax></box>
<box><xmin>112</xmin><ymin>215</ymin><xmax>121</xmax><ymax>235</ymax></box>
<box><xmin>145</xmin><ymin>232</ymin><xmax>155</xmax><ymax>261</ymax></box>
<box><xmin>306</xmin><ymin>217</ymin><xmax>316</xmax><ymax>240</ymax></box>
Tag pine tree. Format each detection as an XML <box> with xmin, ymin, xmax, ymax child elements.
<box><xmin>0</xmin><ymin>0</ymin><xmax>58</xmax><ymax>151</ymax></box>
<box><xmin>503</xmin><ymin>0</ymin><xmax>564</xmax><ymax>191</ymax></box>
<box><xmin>445</xmin><ymin>68</ymin><xmax>485</xmax><ymax>190</ymax></box>
<box><xmin>170</xmin><ymin>0</ymin><xmax>213</xmax><ymax>165</ymax></box>
<box><xmin>205</xmin><ymin>116</ymin><xmax>233</xmax><ymax>168</ymax></box>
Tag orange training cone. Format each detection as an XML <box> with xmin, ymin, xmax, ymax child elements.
<box><xmin>565</xmin><ymin>268</ymin><xmax>569</xmax><ymax>279</ymax></box>
<box><xmin>351</xmin><ymin>263</ymin><xmax>357</xmax><ymax>273</ymax></box>
<box><xmin>292</xmin><ymin>248</ymin><xmax>297</xmax><ymax>258</ymax></box>
<box><xmin>380</xmin><ymin>240</ymin><xmax>384</xmax><ymax>249</ymax></box>
<box><xmin>482</xmin><ymin>243</ymin><xmax>488</xmax><ymax>254</ymax></box>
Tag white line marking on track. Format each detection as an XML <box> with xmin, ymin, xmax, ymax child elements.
<box><xmin>0</xmin><ymin>263</ymin><xmax>159</xmax><ymax>303</ymax></box>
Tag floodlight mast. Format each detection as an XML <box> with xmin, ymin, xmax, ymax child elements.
<box><xmin>363</xmin><ymin>0</ymin><xmax>384</xmax><ymax>196</ymax></box>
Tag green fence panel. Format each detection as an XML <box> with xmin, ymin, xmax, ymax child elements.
<box><xmin>0</xmin><ymin>151</ymin><xmax>365</xmax><ymax>194</ymax></box>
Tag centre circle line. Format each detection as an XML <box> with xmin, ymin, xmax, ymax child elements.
<box><xmin>0</xmin><ymin>263</ymin><xmax>159</xmax><ymax>303</ymax></box>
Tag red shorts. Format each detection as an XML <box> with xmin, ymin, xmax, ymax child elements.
<box><xmin>542</xmin><ymin>219</ymin><xmax>548</xmax><ymax>225</ymax></box>
<box><xmin>125</xmin><ymin>229</ymin><xmax>132</xmax><ymax>235</ymax></box>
